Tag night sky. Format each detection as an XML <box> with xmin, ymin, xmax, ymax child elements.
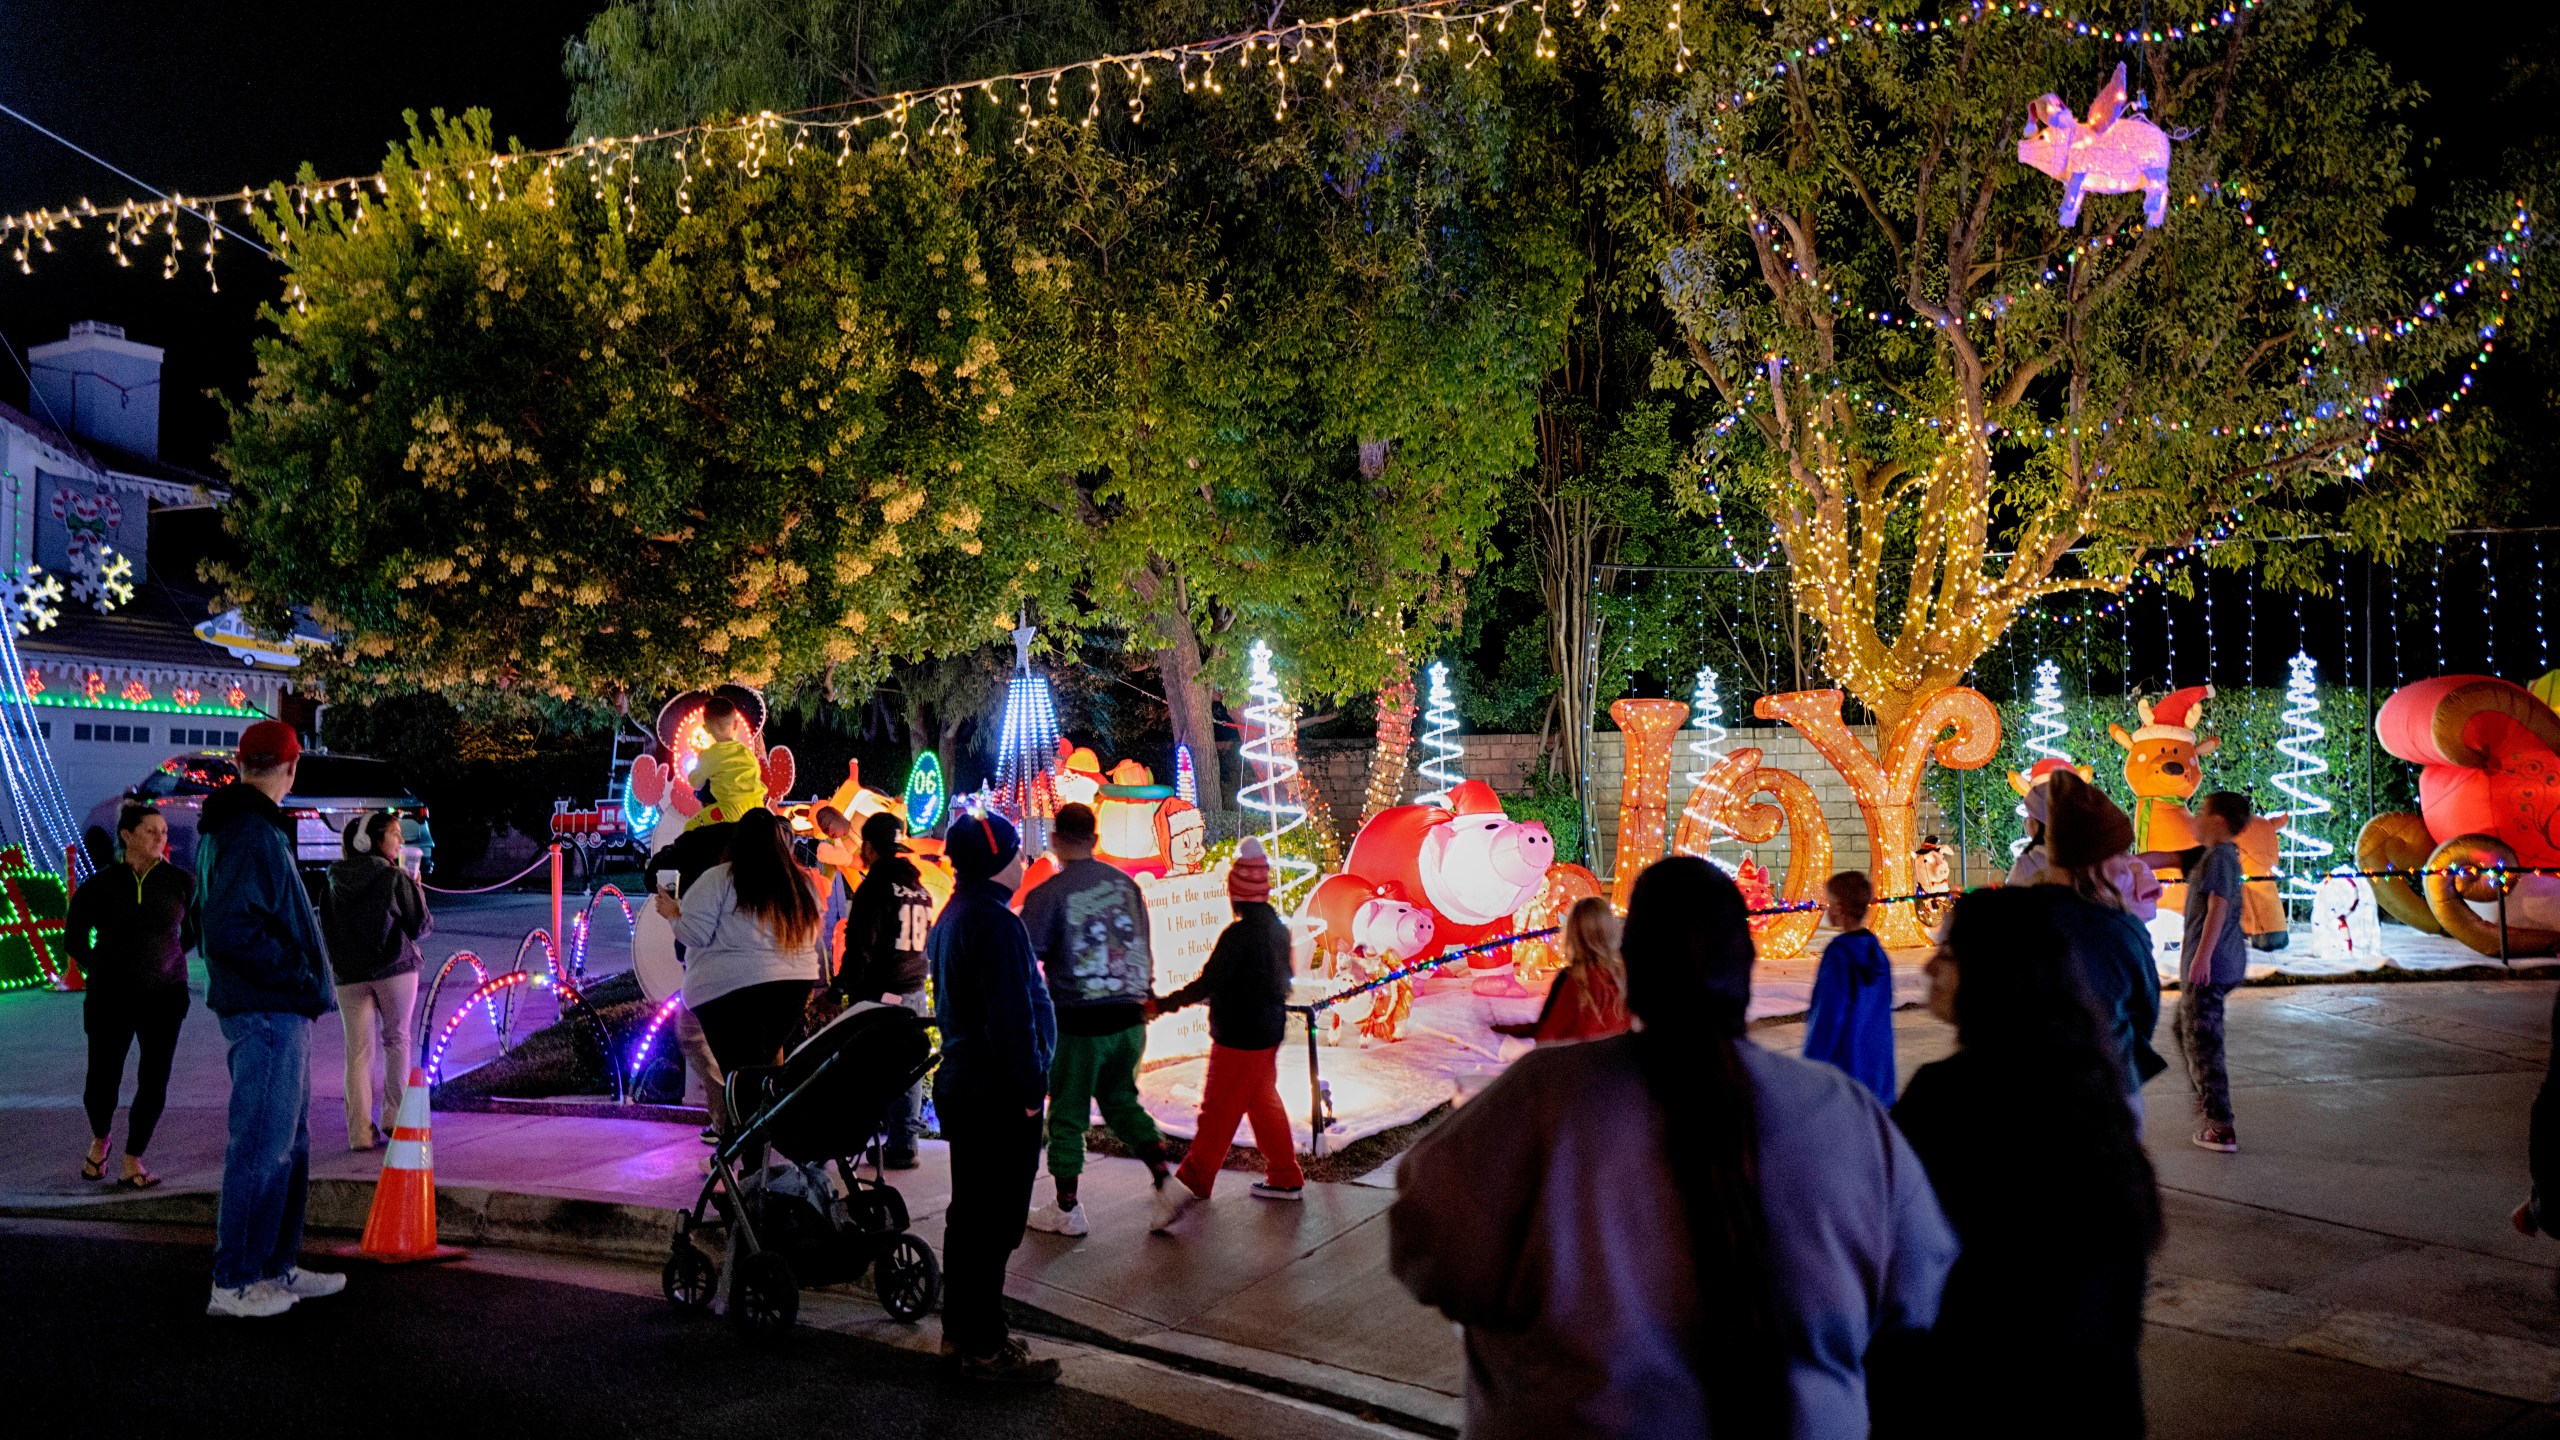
<box><xmin>0</xmin><ymin>0</ymin><xmax>597</xmax><ymax>469</ymax></box>
<box><xmin>0</xmin><ymin>1</ymin><xmax>2546</xmax><ymax>481</ymax></box>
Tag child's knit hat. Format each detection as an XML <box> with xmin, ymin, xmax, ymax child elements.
<box><xmin>1228</xmin><ymin>836</ymin><xmax>1271</xmax><ymax>905</ymax></box>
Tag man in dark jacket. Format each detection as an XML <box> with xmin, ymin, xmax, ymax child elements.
<box><xmin>2516</xmin><ymin>984</ymin><xmax>2560</xmax><ymax>1244</ymax></box>
<box><xmin>198</xmin><ymin>721</ymin><xmax>345</xmax><ymax>1319</ymax></box>
<box><xmin>927</xmin><ymin>808</ymin><xmax>1059</xmax><ymax>1384</ymax></box>
<box><xmin>1151</xmin><ymin>837</ymin><xmax>1303</xmax><ymax>1231</ymax></box>
<box><xmin>839</xmin><ymin>811</ymin><xmax>933</xmax><ymax>1167</ymax></box>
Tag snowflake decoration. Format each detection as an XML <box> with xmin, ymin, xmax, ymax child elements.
<box><xmin>66</xmin><ymin>545</ymin><xmax>134</xmax><ymax>612</ymax></box>
<box><xmin>4</xmin><ymin>566</ymin><xmax>64</xmax><ymax>634</ymax></box>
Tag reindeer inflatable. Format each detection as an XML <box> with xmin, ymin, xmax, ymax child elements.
<box><xmin>2110</xmin><ymin>686</ymin><xmax>2287</xmax><ymax>939</ymax></box>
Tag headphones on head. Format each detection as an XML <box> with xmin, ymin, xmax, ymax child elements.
<box><xmin>349</xmin><ymin>809</ymin><xmax>400</xmax><ymax>854</ymax></box>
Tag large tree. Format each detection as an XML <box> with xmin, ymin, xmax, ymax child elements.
<box><xmin>219</xmin><ymin>113</ymin><xmax>1071</xmax><ymax>702</ymax></box>
<box><xmin>1639</xmin><ymin>0</ymin><xmax>2527</xmax><ymax>728</ymax></box>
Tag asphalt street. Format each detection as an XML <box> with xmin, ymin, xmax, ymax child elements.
<box><xmin>2</xmin><ymin>1227</ymin><xmax>1221</xmax><ymax>1439</ymax></box>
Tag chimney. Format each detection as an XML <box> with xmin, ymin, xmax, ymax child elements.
<box><xmin>28</xmin><ymin>321</ymin><xmax>163</xmax><ymax>460</ymax></box>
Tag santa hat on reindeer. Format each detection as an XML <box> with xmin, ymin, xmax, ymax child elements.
<box><xmin>2131</xmin><ymin>685</ymin><xmax>2217</xmax><ymax>749</ymax></box>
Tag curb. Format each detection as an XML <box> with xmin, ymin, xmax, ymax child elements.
<box><xmin>7</xmin><ymin>1178</ymin><xmax>1460</xmax><ymax>1434</ymax></box>
<box><xmin>1</xmin><ymin>1178</ymin><xmax>684</xmax><ymax>1264</ymax></box>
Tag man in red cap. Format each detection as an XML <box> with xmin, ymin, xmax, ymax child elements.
<box><xmin>198</xmin><ymin>720</ymin><xmax>344</xmax><ymax>1318</ymax></box>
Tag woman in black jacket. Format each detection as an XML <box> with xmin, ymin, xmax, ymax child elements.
<box><xmin>322</xmin><ymin>812</ymin><xmax>431</xmax><ymax>1149</ymax></box>
<box><xmin>67</xmin><ymin>804</ymin><xmax>199</xmax><ymax>1189</ymax></box>
<box><xmin>1887</xmin><ymin>887</ymin><xmax>2162</xmax><ymax>1438</ymax></box>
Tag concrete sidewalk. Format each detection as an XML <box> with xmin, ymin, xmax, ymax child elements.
<box><xmin>6</xmin><ymin>895</ymin><xmax>2559</xmax><ymax>1435</ymax></box>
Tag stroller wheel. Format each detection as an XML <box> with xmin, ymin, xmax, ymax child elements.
<box><xmin>730</xmin><ymin>1251</ymin><xmax>799</xmax><ymax>1338</ymax></box>
<box><xmin>874</xmin><ymin>1233</ymin><xmax>941</xmax><ymax>1323</ymax></box>
<box><xmin>662</xmin><ymin>1235</ymin><xmax>715</xmax><ymax>1312</ymax></box>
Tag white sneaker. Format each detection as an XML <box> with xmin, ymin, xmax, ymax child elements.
<box><xmin>1149</xmin><ymin>1175</ymin><xmax>1204</xmax><ymax>1233</ymax></box>
<box><xmin>278</xmin><ymin>1267</ymin><xmax>347</xmax><ymax>1299</ymax></box>
<box><xmin>207</xmin><ymin>1280</ymin><xmax>296</xmax><ymax>1318</ymax></box>
<box><xmin>1249</xmin><ymin>1182</ymin><xmax>1304</xmax><ymax>1202</ymax></box>
<box><xmin>1026</xmin><ymin>1201</ymin><xmax>1089</xmax><ymax>1237</ymax></box>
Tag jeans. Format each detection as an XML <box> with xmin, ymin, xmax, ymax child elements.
<box><xmin>214</xmin><ymin>1011</ymin><xmax>313</xmax><ymax>1290</ymax></box>
<box><xmin>885</xmin><ymin>990</ymin><xmax>927</xmax><ymax>1159</ymax></box>
<box><xmin>1175</xmin><ymin>1043</ymin><xmax>1304</xmax><ymax>1197</ymax></box>
<box><xmin>83</xmin><ymin>996</ymin><xmax>186</xmax><ymax>1153</ymax></box>
<box><xmin>2177</xmin><ymin>981</ymin><xmax>2236</xmax><ymax>1126</ymax></box>
<box><xmin>1046</xmin><ymin>1023</ymin><xmax>1163</xmax><ymax>1180</ymax></box>
<box><xmin>336</xmin><ymin>972</ymin><xmax>418</xmax><ymax>1149</ymax></box>
<box><xmin>939</xmin><ymin>1092</ymin><xmax>1043</xmax><ymax>1357</ymax></box>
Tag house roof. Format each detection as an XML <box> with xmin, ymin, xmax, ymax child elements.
<box><xmin>0</xmin><ymin>399</ymin><xmax>225</xmax><ymax>502</ymax></box>
<box><xmin>18</xmin><ymin>573</ymin><xmax>285</xmax><ymax>681</ymax></box>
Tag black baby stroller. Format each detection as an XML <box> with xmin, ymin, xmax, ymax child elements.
<box><xmin>661</xmin><ymin>1001</ymin><xmax>942</xmax><ymax>1336</ymax></box>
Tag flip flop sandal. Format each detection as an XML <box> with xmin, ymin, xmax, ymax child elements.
<box><xmin>81</xmin><ymin>1151</ymin><xmax>107</xmax><ymax>1181</ymax></box>
<box><xmin>116</xmin><ymin>1167</ymin><xmax>161</xmax><ymax>1190</ymax></box>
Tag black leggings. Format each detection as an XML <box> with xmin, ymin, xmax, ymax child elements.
<box><xmin>84</xmin><ymin>1000</ymin><xmax>187</xmax><ymax>1153</ymax></box>
<box><xmin>691</xmin><ymin>981</ymin><xmax>810</xmax><ymax>1074</ymax></box>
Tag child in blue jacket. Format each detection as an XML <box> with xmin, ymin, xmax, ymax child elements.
<box><xmin>1804</xmin><ymin>870</ymin><xmax>1897</xmax><ymax>1105</ymax></box>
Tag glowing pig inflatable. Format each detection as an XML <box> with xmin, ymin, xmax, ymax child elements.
<box><xmin>1304</xmin><ymin>779</ymin><xmax>1554</xmax><ymax>995</ymax></box>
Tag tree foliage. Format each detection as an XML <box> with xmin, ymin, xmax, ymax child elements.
<box><xmin>1641</xmin><ymin>0</ymin><xmax>2529</xmax><ymax>725</ymax></box>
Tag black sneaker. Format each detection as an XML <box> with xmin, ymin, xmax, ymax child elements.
<box><xmin>952</xmin><ymin>1337</ymin><xmax>1061</xmax><ymax>1385</ymax></box>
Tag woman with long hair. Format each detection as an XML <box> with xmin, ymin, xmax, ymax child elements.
<box><xmin>2034</xmin><ymin>771</ymin><xmax>2167</xmax><ymax>1124</ymax></box>
<box><xmin>1391</xmin><ymin>856</ymin><xmax>1957</xmax><ymax>1439</ymax></box>
<box><xmin>1888</xmin><ymin>887</ymin><xmax>2162</xmax><ymax>1437</ymax></box>
<box><xmin>1491</xmin><ymin>895</ymin><xmax>1629</xmax><ymax>1046</ymax></box>
<box><xmin>654</xmin><ymin>808</ymin><xmax>824</xmax><ymax>1079</ymax></box>
<box><xmin>66</xmin><ymin>804</ymin><xmax>198</xmax><ymax>1189</ymax></box>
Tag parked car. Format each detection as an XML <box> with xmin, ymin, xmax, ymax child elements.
<box><xmin>83</xmin><ymin>751</ymin><xmax>435</xmax><ymax>880</ymax></box>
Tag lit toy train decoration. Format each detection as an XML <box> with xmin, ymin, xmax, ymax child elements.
<box><xmin>787</xmin><ymin>757</ymin><xmax>957</xmax><ymax>923</ymax></box>
<box><xmin>1018</xmin><ymin>745</ymin><xmax>1206</xmax><ymax>894</ymax></box>
<box><xmin>2357</xmin><ymin>672</ymin><xmax>2560</xmax><ymax>957</ymax></box>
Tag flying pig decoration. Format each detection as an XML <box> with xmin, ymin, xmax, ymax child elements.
<box><xmin>2017</xmin><ymin>63</ymin><xmax>2171</xmax><ymax>229</ymax></box>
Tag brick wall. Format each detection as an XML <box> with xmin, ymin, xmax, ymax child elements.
<box><xmin>1297</xmin><ymin>726</ymin><xmax>1987</xmax><ymax>883</ymax></box>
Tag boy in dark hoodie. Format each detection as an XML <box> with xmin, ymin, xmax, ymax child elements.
<box><xmin>837</xmin><ymin>811</ymin><xmax>934</xmax><ymax>1167</ymax></box>
<box><xmin>1151</xmin><ymin>837</ymin><xmax>1303</xmax><ymax>1231</ymax></box>
<box><xmin>197</xmin><ymin>721</ymin><xmax>343</xmax><ymax>1319</ymax></box>
<box><xmin>322</xmin><ymin>811</ymin><xmax>432</xmax><ymax>1150</ymax></box>
<box><xmin>927</xmin><ymin>808</ymin><xmax>1059</xmax><ymax>1384</ymax></box>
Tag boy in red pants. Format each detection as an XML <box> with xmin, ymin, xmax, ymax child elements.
<box><xmin>1151</xmin><ymin>837</ymin><xmax>1304</xmax><ymax>1230</ymax></box>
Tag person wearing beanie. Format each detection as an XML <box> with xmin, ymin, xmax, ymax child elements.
<box><xmin>1020</xmin><ymin>803</ymin><xmax>1171</xmax><ymax>1237</ymax></box>
<box><xmin>2030</xmin><ymin>772</ymin><xmax>2166</xmax><ymax>1129</ymax></box>
<box><xmin>1150</xmin><ymin>836</ymin><xmax>1304</xmax><ymax>1230</ymax></box>
<box><xmin>196</xmin><ymin>719</ymin><xmax>345</xmax><ymax>1319</ymax></box>
<box><xmin>925</xmin><ymin>807</ymin><xmax>1061</xmax><ymax>1384</ymax></box>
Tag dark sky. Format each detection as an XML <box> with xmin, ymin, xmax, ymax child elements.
<box><xmin>0</xmin><ymin>0</ymin><xmax>598</xmax><ymax>468</ymax></box>
<box><xmin>0</xmin><ymin>1</ymin><xmax>2541</xmax><ymax>476</ymax></box>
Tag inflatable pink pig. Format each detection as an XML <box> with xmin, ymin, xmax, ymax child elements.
<box><xmin>2018</xmin><ymin>63</ymin><xmax>2171</xmax><ymax>228</ymax></box>
<box><xmin>1304</xmin><ymin>779</ymin><xmax>1555</xmax><ymax>992</ymax></box>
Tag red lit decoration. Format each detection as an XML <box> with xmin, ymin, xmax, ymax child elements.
<box><xmin>226</xmin><ymin>684</ymin><xmax>248</xmax><ymax>709</ymax></box>
<box><xmin>0</xmin><ymin>846</ymin><xmax>73</xmax><ymax>992</ymax></box>
<box><xmin>120</xmin><ymin>680</ymin><xmax>152</xmax><ymax>705</ymax></box>
<box><xmin>172</xmin><ymin>686</ymin><xmax>201</xmax><ymax>707</ymax></box>
<box><xmin>22</xmin><ymin>667</ymin><xmax>41</xmax><ymax>696</ymax></box>
<box><xmin>81</xmin><ymin>670</ymin><xmax>104</xmax><ymax>701</ymax></box>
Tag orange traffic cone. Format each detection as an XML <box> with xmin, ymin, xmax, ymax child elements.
<box><xmin>336</xmin><ymin>1068</ymin><xmax>466</xmax><ymax>1264</ymax></box>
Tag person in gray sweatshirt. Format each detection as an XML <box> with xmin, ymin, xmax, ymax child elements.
<box><xmin>322</xmin><ymin>812</ymin><xmax>431</xmax><ymax>1150</ymax></box>
<box><xmin>1390</xmin><ymin>856</ymin><xmax>1957</xmax><ymax>1440</ymax></box>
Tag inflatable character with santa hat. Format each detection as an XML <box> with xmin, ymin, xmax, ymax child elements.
<box><xmin>1304</xmin><ymin>778</ymin><xmax>1556</xmax><ymax>1004</ymax></box>
<box><xmin>2109</xmin><ymin>685</ymin><xmax>2285</xmax><ymax>940</ymax></box>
